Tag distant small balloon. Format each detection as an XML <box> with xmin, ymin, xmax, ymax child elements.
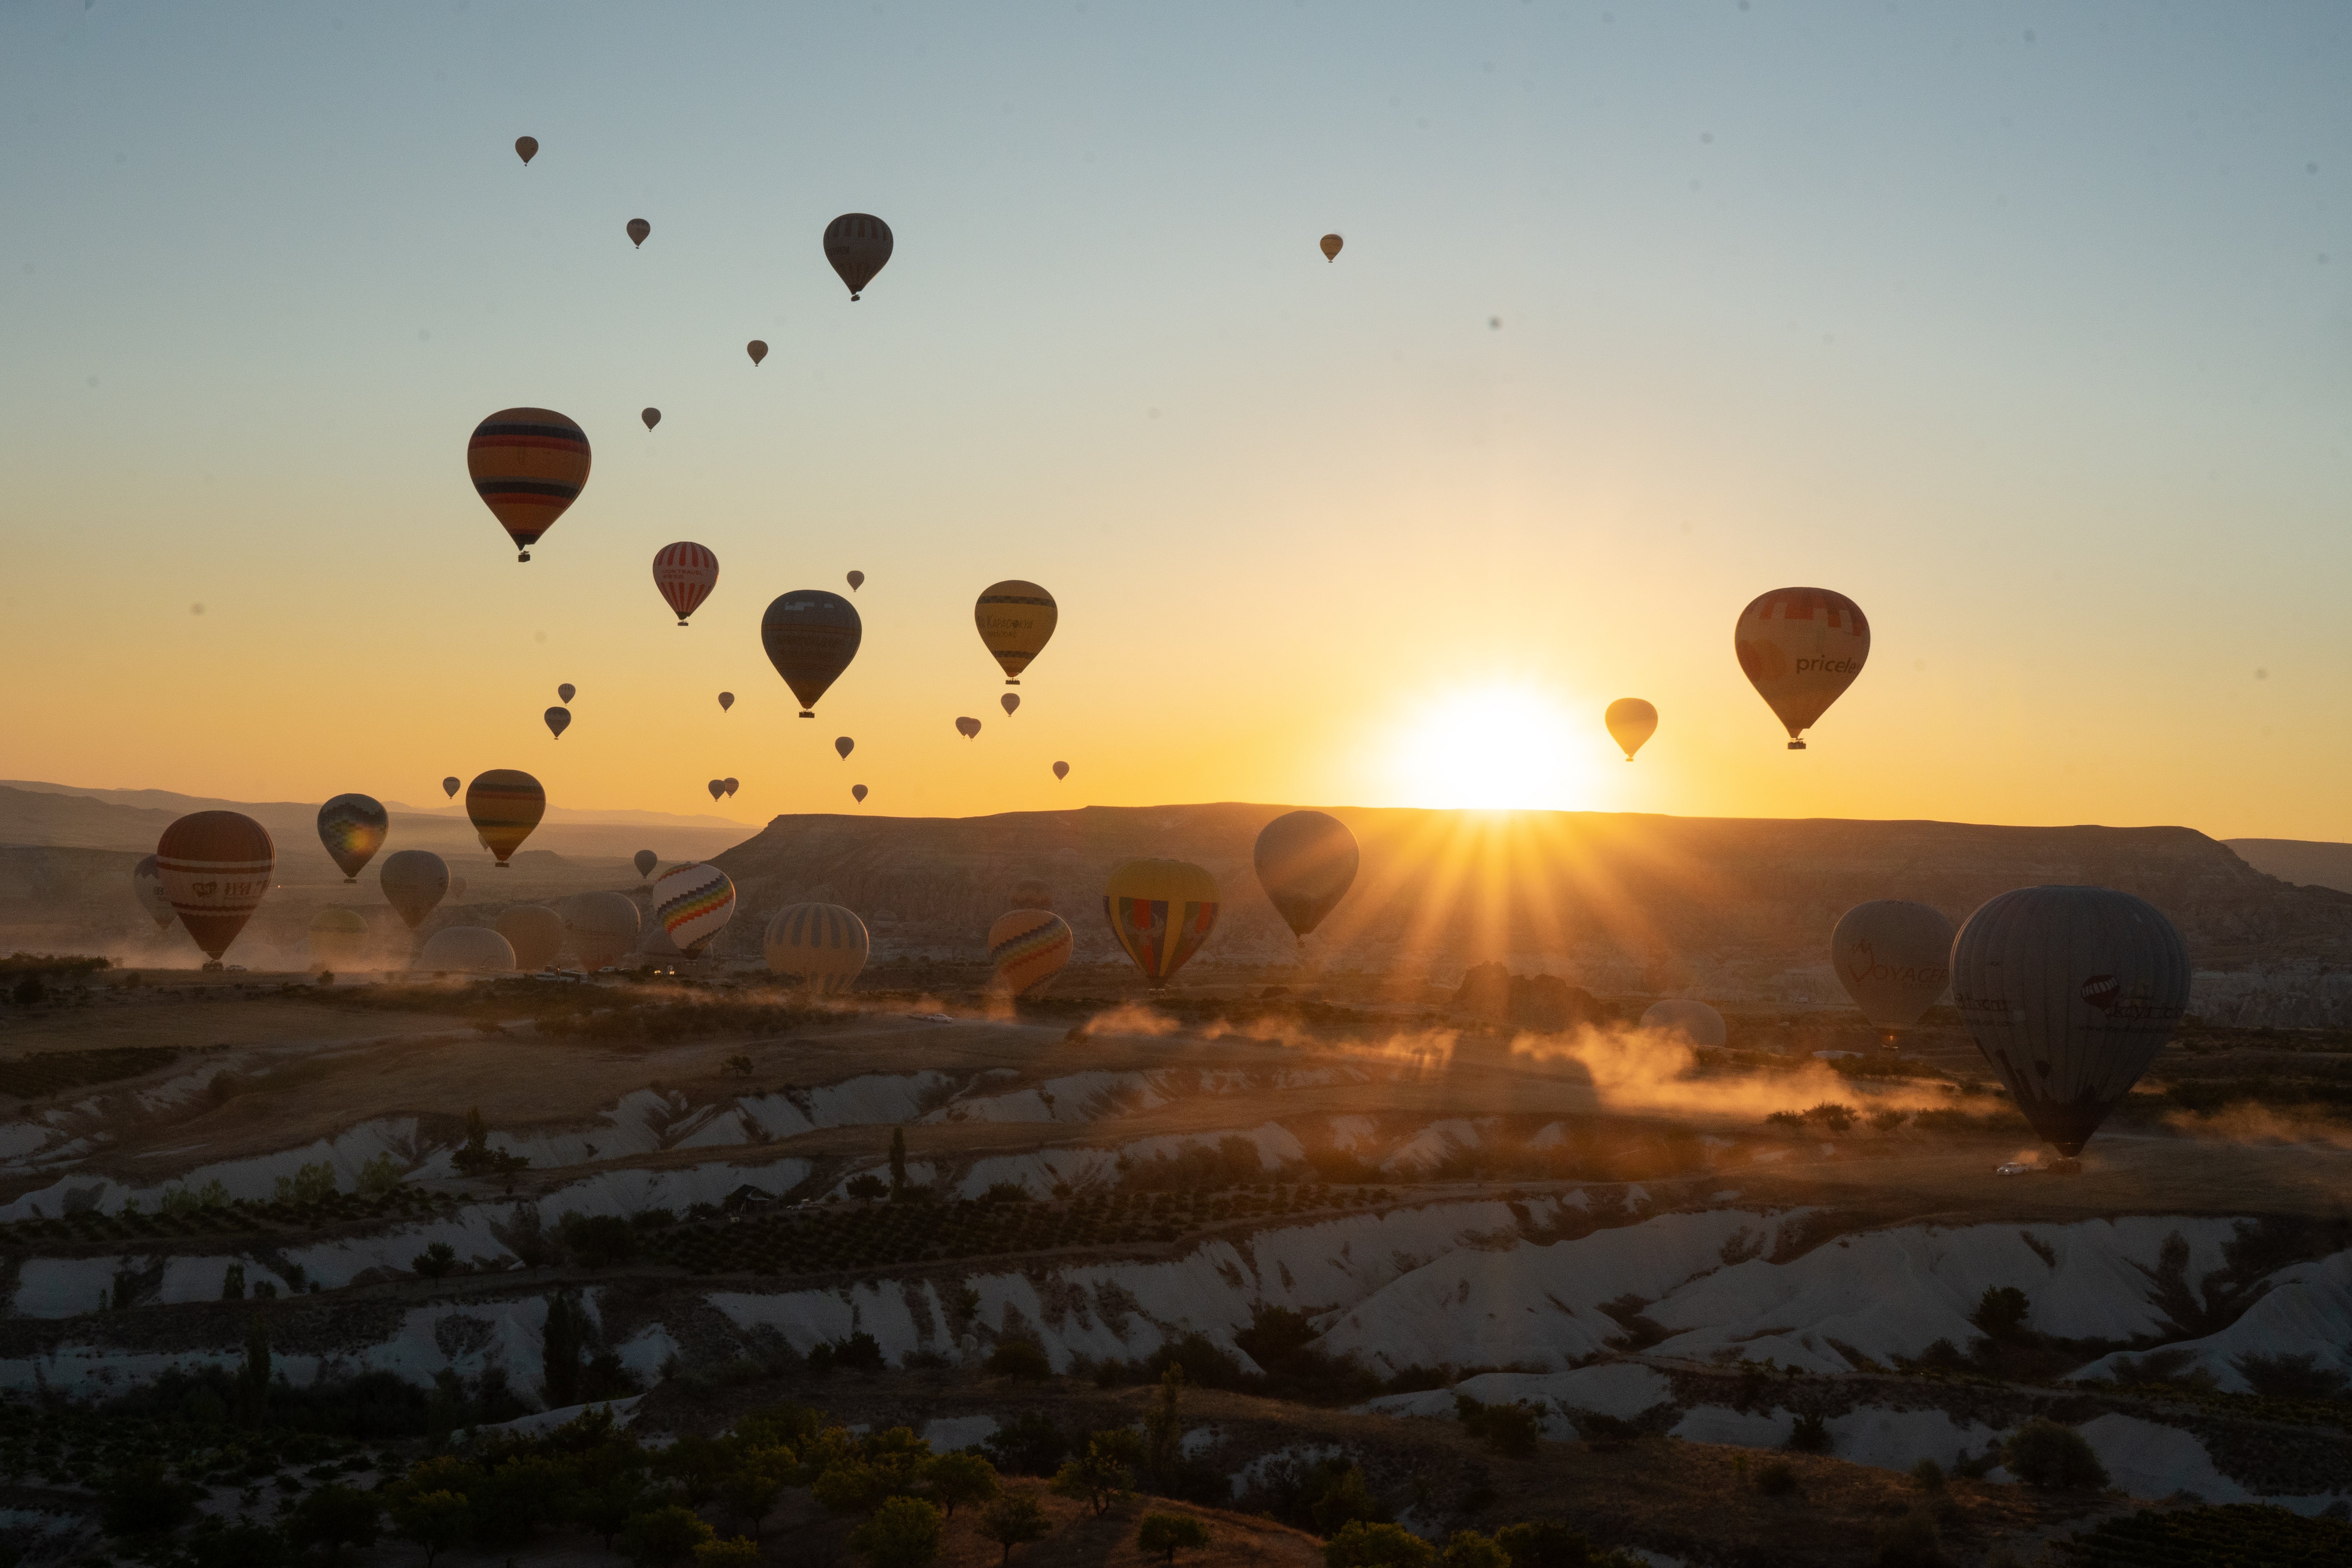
<box><xmin>543</xmin><ymin>704</ymin><xmax>571</xmax><ymax>737</ymax></box>
<box><xmin>1052</xmin><ymin>761</ymin><xmax>1069</xmax><ymax>781</ymax></box>
<box><xmin>441</xmin><ymin>776</ymin><xmax>459</xmax><ymax>799</ymax></box>
<box><xmin>641</xmin><ymin>407</ymin><xmax>660</xmax><ymax>431</ymax></box>
<box><xmin>851</xmin><ymin>784</ymin><xmax>868</xmax><ymax>803</ymax></box>
<box><xmin>1320</xmin><ymin>233</ymin><xmax>1342</xmax><ymax>261</ymax></box>
<box><xmin>835</xmin><ymin>736</ymin><xmax>853</xmax><ymax>760</ymax></box>
<box><xmin>747</xmin><ymin>340</ymin><xmax>768</xmax><ymax>366</ymax></box>
<box><xmin>515</xmin><ymin>136</ymin><xmax>538</xmax><ymax>166</ymax></box>
<box><xmin>634</xmin><ymin>849</ymin><xmax>659</xmax><ymax>881</ymax></box>
<box><xmin>1605</xmin><ymin>699</ymin><xmax>1659</xmax><ymax>762</ymax></box>
<box><xmin>707</xmin><ymin>779</ymin><xmax>724</xmax><ymax>801</ymax></box>
<box><xmin>1001</xmin><ymin>693</ymin><xmax>1020</xmax><ymax>716</ymax></box>
<box><xmin>557</xmin><ymin>683</ymin><xmax>575</xmax><ymax>703</ymax></box>
<box><xmin>846</xmin><ymin>570</ymin><xmax>865</xmax><ymax>591</ymax></box>
<box><xmin>627</xmin><ymin>218</ymin><xmax>650</xmax><ymax>248</ymax></box>
<box><xmin>717</xmin><ymin>692</ymin><xmax>734</xmax><ymax>711</ymax></box>
<box><xmin>722</xmin><ymin>778</ymin><xmax>739</xmax><ymax>797</ymax></box>
<box><xmin>955</xmin><ymin>717</ymin><xmax>981</xmax><ymax>739</ymax></box>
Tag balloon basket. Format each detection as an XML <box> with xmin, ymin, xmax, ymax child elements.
<box><xmin>518</xmin><ymin>551</ymin><xmax>530</xmax><ymax>562</ymax></box>
<box><xmin>799</xmin><ymin>711</ymin><xmax>814</xmax><ymax>719</ymax></box>
<box><xmin>1787</xmin><ymin>740</ymin><xmax>1806</xmax><ymax>750</ymax></box>
<box><xmin>344</xmin><ymin>877</ymin><xmax>357</xmax><ymax>885</ymax></box>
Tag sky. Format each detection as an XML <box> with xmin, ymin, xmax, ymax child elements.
<box><xmin>2</xmin><ymin>2</ymin><xmax>2348</xmax><ymax>838</ymax></box>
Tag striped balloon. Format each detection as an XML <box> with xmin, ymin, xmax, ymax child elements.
<box><xmin>975</xmin><ymin>580</ymin><xmax>1057</xmax><ymax>683</ymax></box>
<box><xmin>131</xmin><ymin>854</ymin><xmax>176</xmax><ymax>931</ymax></box>
<box><xmin>764</xmin><ymin>902</ymin><xmax>869</xmax><ymax>991</ymax></box>
<box><xmin>380</xmin><ymin>849</ymin><xmax>448</xmax><ymax>930</ymax></box>
<box><xmin>654</xmin><ymin>862</ymin><xmax>737</xmax><ymax>956</ymax></box>
<box><xmin>760</xmin><ymin>590</ymin><xmax>862</xmax><ymax>715</ymax></box>
<box><xmin>308</xmin><ymin>908</ymin><xmax>370</xmax><ymax>971</ymax></box>
<box><xmin>466</xmin><ymin>407</ymin><xmax>590</xmax><ymax>562</ymax></box>
<box><xmin>316</xmin><ymin>793</ymin><xmax>389</xmax><ymax>884</ymax></box>
<box><xmin>156</xmin><ymin>811</ymin><xmax>275</xmax><ymax>964</ymax></box>
<box><xmin>1103</xmin><ymin>859</ymin><xmax>1219</xmax><ymax>985</ymax></box>
<box><xmin>652</xmin><ymin>541</ymin><xmax>719</xmax><ymax>625</ymax></box>
<box><xmin>988</xmin><ymin>909</ymin><xmax>1072</xmax><ymax>997</ymax></box>
<box><xmin>465</xmin><ymin>770</ymin><xmax>545</xmax><ymax>866</ymax></box>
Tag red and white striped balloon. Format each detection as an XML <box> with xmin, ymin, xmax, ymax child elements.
<box><xmin>652</xmin><ymin>541</ymin><xmax>719</xmax><ymax>626</ymax></box>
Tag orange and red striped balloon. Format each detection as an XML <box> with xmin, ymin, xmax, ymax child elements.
<box><xmin>156</xmin><ymin>811</ymin><xmax>275</xmax><ymax>964</ymax></box>
<box><xmin>652</xmin><ymin>541</ymin><xmax>719</xmax><ymax>626</ymax></box>
<box><xmin>467</xmin><ymin>408</ymin><xmax>590</xmax><ymax>563</ymax></box>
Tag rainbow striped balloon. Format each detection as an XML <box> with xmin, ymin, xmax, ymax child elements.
<box><xmin>467</xmin><ymin>407</ymin><xmax>590</xmax><ymax>562</ymax></box>
<box><xmin>464</xmin><ymin>769</ymin><xmax>545</xmax><ymax>866</ymax></box>
<box><xmin>653</xmin><ymin>862</ymin><xmax>737</xmax><ymax>956</ymax></box>
<box><xmin>988</xmin><ymin>909</ymin><xmax>1072</xmax><ymax>997</ymax></box>
<box><xmin>1103</xmin><ymin>858</ymin><xmax>1219</xmax><ymax>985</ymax></box>
<box><xmin>764</xmin><ymin>902</ymin><xmax>869</xmax><ymax>991</ymax></box>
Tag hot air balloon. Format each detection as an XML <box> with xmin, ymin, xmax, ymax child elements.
<box><xmin>1253</xmin><ymin>811</ymin><xmax>1359</xmax><ymax>943</ymax></box>
<box><xmin>515</xmin><ymin>136</ymin><xmax>538</xmax><ymax>166</ymax></box>
<box><xmin>641</xmin><ymin>407</ymin><xmax>660</xmax><ymax>431</ymax></box>
<box><xmin>834</xmin><ymin>737</ymin><xmax>853</xmax><ymax>760</ymax></box>
<box><xmin>309</xmin><ymin>908</ymin><xmax>370</xmax><ymax>972</ymax></box>
<box><xmin>823</xmin><ymin>213</ymin><xmax>893</xmax><ymax>300</ymax></box>
<box><xmin>634</xmin><ymin>850</ymin><xmax>659</xmax><ymax>882</ymax></box>
<box><xmin>316</xmin><ymin>794</ymin><xmax>388</xmax><ymax>884</ymax></box>
<box><xmin>1734</xmin><ymin>588</ymin><xmax>1869</xmax><ymax>749</ymax></box>
<box><xmin>1001</xmin><ymin>694</ymin><xmax>1020</xmax><ymax>717</ymax></box>
<box><xmin>654</xmin><ymin>862</ymin><xmax>737</xmax><ymax>956</ymax></box>
<box><xmin>722</xmin><ymin>778</ymin><xmax>739</xmax><ymax>797</ymax></box>
<box><xmin>156</xmin><ymin>812</ymin><xmax>275</xmax><ymax>967</ymax></box>
<box><xmin>1008</xmin><ymin>878</ymin><xmax>1053</xmax><ymax>911</ymax></box>
<box><xmin>846</xmin><ymin>571</ymin><xmax>864</xmax><ymax>591</ymax></box>
<box><xmin>1320</xmin><ymin>233</ymin><xmax>1343</xmax><ymax>261</ymax></box>
<box><xmin>496</xmin><ymin>905</ymin><xmax>563</xmax><ymax>970</ymax></box>
<box><xmin>760</xmin><ymin>590</ymin><xmax>861</xmax><ymax>716</ymax></box>
<box><xmin>442</xmin><ymin>777</ymin><xmax>460</xmax><ymax>799</ymax></box>
<box><xmin>1104</xmin><ymin>859</ymin><xmax>1219</xmax><ymax>986</ymax></box>
<box><xmin>1604</xmin><ymin>699</ymin><xmax>1658</xmax><ymax>762</ymax></box>
<box><xmin>380</xmin><ymin>851</ymin><xmax>448</xmax><ymax>930</ymax></box>
<box><xmin>131</xmin><ymin>855</ymin><xmax>176</xmax><ymax>931</ymax></box>
<box><xmin>718</xmin><ymin>692</ymin><xmax>734</xmax><ymax>712</ymax></box>
<box><xmin>1640</xmin><ymin>999</ymin><xmax>1727</xmax><ymax>1049</ymax></box>
<box><xmin>707</xmin><ymin>780</ymin><xmax>724</xmax><ymax>801</ymax></box>
<box><xmin>747</xmin><ymin>340</ymin><xmax>768</xmax><ymax>366</ymax></box>
<box><xmin>1952</xmin><ymin>886</ymin><xmax>2189</xmax><ymax>1164</ymax></box>
<box><xmin>544</xmin><ymin>707</ymin><xmax>572</xmax><ymax>739</ymax></box>
<box><xmin>975</xmin><ymin>580</ymin><xmax>1057</xmax><ymax>684</ymax></box>
<box><xmin>955</xmin><ymin>717</ymin><xmax>981</xmax><ymax>739</ymax></box>
<box><xmin>561</xmin><ymin>891</ymin><xmax>640</xmax><ymax>971</ymax></box>
<box><xmin>626</xmin><ymin>218</ymin><xmax>650</xmax><ymax>248</ymax></box>
<box><xmin>1832</xmin><ymin>900</ymin><xmax>1955</xmax><ymax>1044</ymax></box>
<box><xmin>1053</xmin><ymin>761</ymin><xmax>1069</xmax><ymax>781</ymax></box>
<box><xmin>989</xmin><ymin>910</ymin><xmax>1073</xmax><ymax>997</ymax></box>
<box><xmin>653</xmin><ymin>541</ymin><xmax>719</xmax><ymax>626</ymax></box>
<box><xmin>765</xmin><ymin>902</ymin><xmax>869</xmax><ymax>990</ymax></box>
<box><xmin>468</xmin><ymin>408</ymin><xmax>589</xmax><ymax>562</ymax></box>
<box><xmin>419</xmin><ymin>926</ymin><xmax>516</xmax><ymax>974</ymax></box>
<box><xmin>558</xmin><ymin>683</ymin><xmax>575</xmax><ymax>703</ymax></box>
<box><xmin>466</xmin><ymin>770</ymin><xmax>545</xmax><ymax>867</ymax></box>
<box><xmin>851</xmin><ymin>785</ymin><xmax>868</xmax><ymax>804</ymax></box>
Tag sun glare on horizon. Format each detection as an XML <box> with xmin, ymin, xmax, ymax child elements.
<box><xmin>1384</xmin><ymin>682</ymin><xmax>1593</xmax><ymax>812</ymax></box>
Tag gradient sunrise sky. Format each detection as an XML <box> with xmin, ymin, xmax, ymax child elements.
<box><xmin>2</xmin><ymin>2</ymin><xmax>2347</xmax><ymax>836</ymax></box>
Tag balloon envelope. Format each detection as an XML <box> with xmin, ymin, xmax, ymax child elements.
<box><xmin>1001</xmin><ymin>694</ymin><xmax>1020</xmax><ymax>716</ymax></box>
<box><xmin>308</xmin><ymin>907</ymin><xmax>370</xmax><ymax>971</ymax></box>
<box><xmin>955</xmin><ymin>717</ymin><xmax>981</xmax><ymax>739</ymax></box>
<box><xmin>1952</xmin><ymin>885</ymin><xmax>2190</xmax><ymax>1157</ymax></box>
<box><xmin>760</xmin><ymin>590</ymin><xmax>862</xmax><ymax>715</ymax></box>
<box><xmin>1103</xmin><ymin>859</ymin><xmax>1219</xmax><ymax>985</ymax></box>
<box><xmin>653</xmin><ymin>541</ymin><xmax>719</xmax><ymax>625</ymax></box>
<box><xmin>823</xmin><ymin>213</ymin><xmax>893</xmax><ymax>299</ymax></box>
<box><xmin>468</xmin><ymin>408</ymin><xmax>589</xmax><ymax>562</ymax></box>
<box><xmin>990</xmin><ymin>909</ymin><xmax>1073</xmax><ymax>997</ymax></box>
<box><xmin>1052</xmin><ymin>761</ymin><xmax>1069</xmax><ymax>780</ymax></box>
<box><xmin>1253</xmin><ymin>810</ymin><xmax>1359</xmax><ymax>940</ymax></box>
<box><xmin>747</xmin><ymin>340</ymin><xmax>768</xmax><ymax>366</ymax></box>
<box><xmin>515</xmin><ymin>136</ymin><xmax>538</xmax><ymax>165</ymax></box>
<box><xmin>1320</xmin><ymin>233</ymin><xmax>1343</xmax><ymax>261</ymax></box>
<box><xmin>557</xmin><ymin>683</ymin><xmax>575</xmax><ymax>703</ymax></box>
<box><xmin>641</xmin><ymin>407</ymin><xmax>660</xmax><ymax>431</ymax></box>
<box><xmin>1008</xmin><ymin>878</ymin><xmax>1053</xmax><ymax>911</ymax></box>
<box><xmin>1640</xmin><ymin>1000</ymin><xmax>1727</xmax><ymax>1049</ymax></box>
<box><xmin>156</xmin><ymin>811</ymin><xmax>275</xmax><ymax>963</ymax></box>
<box><xmin>544</xmin><ymin>707</ymin><xmax>571</xmax><ymax>739</ymax></box>
<box><xmin>765</xmin><ymin>902</ymin><xmax>870</xmax><ymax>990</ymax></box>
<box><xmin>654</xmin><ymin>862</ymin><xmax>737</xmax><ymax>956</ymax></box>
<box><xmin>418</xmin><ymin>926</ymin><xmax>516</xmax><ymax>974</ymax></box>
<box><xmin>1832</xmin><ymin>900</ymin><xmax>1955</xmax><ymax>1034</ymax></box>
<box><xmin>851</xmin><ymin>784</ymin><xmax>868</xmax><ymax>803</ymax></box>
<box><xmin>627</xmin><ymin>218</ymin><xmax>650</xmax><ymax>247</ymax></box>
<box><xmin>131</xmin><ymin>854</ymin><xmax>176</xmax><ymax>930</ymax></box>
<box><xmin>718</xmin><ymin>692</ymin><xmax>734</xmax><ymax>712</ymax></box>
<box><xmin>834</xmin><ymin>737</ymin><xmax>853</xmax><ymax>760</ymax></box>
<box><xmin>465</xmin><ymin>770</ymin><xmax>545</xmax><ymax>866</ymax></box>
<box><xmin>975</xmin><ymin>580</ymin><xmax>1057</xmax><ymax>683</ymax></box>
<box><xmin>634</xmin><ymin>850</ymin><xmax>659</xmax><ymax>880</ymax></box>
<box><xmin>707</xmin><ymin>780</ymin><xmax>723</xmax><ymax>801</ymax></box>
<box><xmin>1734</xmin><ymin>588</ymin><xmax>1869</xmax><ymax>747</ymax></box>
<box><xmin>846</xmin><ymin>571</ymin><xmax>864</xmax><ymax>591</ymax></box>
<box><xmin>561</xmin><ymin>891</ymin><xmax>640</xmax><ymax>971</ymax></box>
<box><xmin>442</xmin><ymin>777</ymin><xmax>460</xmax><ymax>799</ymax></box>
<box><xmin>380</xmin><ymin>850</ymin><xmax>449</xmax><ymax>930</ymax></box>
<box><xmin>1604</xmin><ymin>699</ymin><xmax>1658</xmax><ymax>762</ymax></box>
<box><xmin>722</xmin><ymin>778</ymin><xmax>739</xmax><ymax>797</ymax></box>
<box><xmin>316</xmin><ymin>793</ymin><xmax>388</xmax><ymax>883</ymax></box>
<box><xmin>496</xmin><ymin>904</ymin><xmax>563</xmax><ymax>970</ymax></box>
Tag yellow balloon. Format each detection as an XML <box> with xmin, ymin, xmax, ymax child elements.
<box><xmin>1604</xmin><ymin>698</ymin><xmax>1658</xmax><ymax>761</ymax></box>
<box><xmin>1103</xmin><ymin>858</ymin><xmax>1219</xmax><ymax>985</ymax></box>
<box><xmin>975</xmin><ymin>580</ymin><xmax>1057</xmax><ymax>684</ymax></box>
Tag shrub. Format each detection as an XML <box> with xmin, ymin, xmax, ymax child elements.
<box><xmin>846</xmin><ymin>1174</ymin><xmax>889</xmax><ymax>1201</ymax></box>
<box><xmin>927</xmin><ymin>1450</ymin><xmax>999</xmax><ymax>1516</ymax></box>
<box><xmin>1455</xmin><ymin>1395</ymin><xmax>1543</xmax><ymax>1459</ymax></box>
<box><xmin>983</xmin><ymin>1412</ymin><xmax>1069</xmax><ymax>1476</ymax></box>
<box><xmin>1051</xmin><ymin>1438</ymin><xmax>1134</xmax><ymax>1517</ymax></box>
<box><xmin>697</xmin><ymin>1539</ymin><xmax>763</xmax><ymax>1568</ymax></box>
<box><xmin>1909</xmin><ymin>1458</ymin><xmax>1944</xmax><ymax>1493</ymax></box>
<box><xmin>1139</xmin><ymin>1512</ymin><xmax>1213</xmax><ymax>1563</ymax></box>
<box><xmin>978</xmin><ymin>1489</ymin><xmax>1053</xmax><ymax>1565</ymax></box>
<box><xmin>287</xmin><ymin>1482</ymin><xmax>381</xmax><ymax>1561</ymax></box>
<box><xmin>1310</xmin><ymin>1465</ymin><xmax>1385</xmax><ymax>1534</ymax></box>
<box><xmin>2234</xmin><ymin>1351</ymin><xmax>2350</xmax><ymax>1402</ymax></box>
<box><xmin>275</xmin><ymin>1161</ymin><xmax>339</xmax><ymax>1204</ymax></box>
<box><xmin>620</xmin><ymin>1504</ymin><xmax>716</xmax><ymax>1566</ymax></box>
<box><xmin>1804</xmin><ymin>1102</ymin><xmax>1856</xmax><ymax>1133</ymax></box>
<box><xmin>851</xmin><ymin>1495</ymin><xmax>943</xmax><ymax>1568</ymax></box>
<box><xmin>388</xmin><ymin>1488</ymin><xmax>471</xmax><ymax>1566</ymax></box>
<box><xmin>834</xmin><ymin>1330</ymin><xmax>886</xmax><ymax>1372</ymax></box>
<box><xmin>986</xmin><ymin>1339</ymin><xmax>1053</xmax><ymax>1381</ymax></box>
<box><xmin>1970</xmin><ymin>1286</ymin><xmax>2032</xmax><ymax>1341</ymax></box>
<box><xmin>1441</xmin><ymin>1530</ymin><xmax>1509</xmax><ymax>1568</ymax></box>
<box><xmin>1325</xmin><ymin>1520</ymin><xmax>1435</xmax><ymax>1567</ymax></box>
<box><xmin>99</xmin><ymin>1459</ymin><xmax>199</xmax><ymax>1539</ymax></box>
<box><xmin>2002</xmin><ymin>1419</ymin><xmax>2108</xmax><ymax>1490</ymax></box>
<box><xmin>564</xmin><ymin>1213</ymin><xmax>640</xmax><ymax>1268</ymax></box>
<box><xmin>356</xmin><ymin>1153</ymin><xmax>404</xmax><ymax>1197</ymax></box>
<box><xmin>412</xmin><ymin>1241</ymin><xmax>457</xmax><ymax>1280</ymax></box>
<box><xmin>1872</xmin><ymin>1508</ymin><xmax>1952</xmax><ymax>1568</ymax></box>
<box><xmin>1754</xmin><ymin>1460</ymin><xmax>1799</xmax><ymax>1497</ymax></box>
<box><xmin>1786</xmin><ymin>1412</ymin><xmax>1832</xmax><ymax>1454</ymax></box>
<box><xmin>1493</xmin><ymin>1521</ymin><xmax>1618</xmax><ymax>1567</ymax></box>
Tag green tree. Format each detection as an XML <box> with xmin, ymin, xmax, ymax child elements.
<box><xmin>543</xmin><ymin>1291</ymin><xmax>583</xmax><ymax>1407</ymax></box>
<box><xmin>1325</xmin><ymin>1521</ymin><xmax>1435</xmax><ymax>1568</ymax></box>
<box><xmin>412</xmin><ymin>1241</ymin><xmax>457</xmax><ymax>1280</ymax></box>
<box><xmin>2001</xmin><ymin>1419</ymin><xmax>2108</xmax><ymax>1491</ymax></box>
<box><xmin>1051</xmin><ymin>1438</ymin><xmax>1134</xmax><ymax>1518</ymax></box>
<box><xmin>1495</xmin><ymin>1521</ymin><xmax>1613</xmax><ymax>1568</ymax></box>
<box><xmin>620</xmin><ymin>1504</ymin><xmax>716</xmax><ymax>1567</ymax></box>
<box><xmin>846</xmin><ymin>1172</ymin><xmax>888</xmax><ymax>1201</ymax></box>
<box><xmin>1310</xmin><ymin>1466</ymin><xmax>1384</xmax><ymax>1535</ymax></box>
<box><xmin>659</xmin><ymin>1434</ymin><xmax>737</xmax><ymax>1508</ymax></box>
<box><xmin>388</xmin><ymin>1488</ymin><xmax>471</xmax><ymax>1566</ymax></box>
<box><xmin>1144</xmin><ymin>1363</ymin><xmax>1187</xmax><ymax>1482</ymax></box>
<box><xmin>985</xmin><ymin>1339</ymin><xmax>1053</xmax><ymax>1381</ymax></box>
<box><xmin>697</xmin><ymin>1539</ymin><xmax>764</xmax><ymax>1568</ymax></box>
<box><xmin>471</xmin><ymin>1455</ymin><xmax>579</xmax><ymax>1547</ymax></box>
<box><xmin>851</xmin><ymin>1495</ymin><xmax>944</xmax><ymax>1568</ymax></box>
<box><xmin>1139</xmin><ymin>1512</ymin><xmax>1213</xmax><ymax>1563</ymax></box>
<box><xmin>356</xmin><ymin>1152</ymin><xmax>405</xmax><ymax>1197</ymax></box>
<box><xmin>1872</xmin><ymin>1508</ymin><xmax>1953</xmax><ymax>1568</ymax></box>
<box><xmin>926</xmin><ymin>1450</ymin><xmax>1000</xmax><ymax>1517</ymax></box>
<box><xmin>889</xmin><ymin>1126</ymin><xmax>909</xmax><ymax>1194</ymax></box>
<box><xmin>978</xmin><ymin>1489</ymin><xmax>1053</xmax><ymax>1566</ymax></box>
<box><xmin>287</xmin><ymin>1482</ymin><xmax>380</xmax><ymax>1563</ymax></box>
<box><xmin>238</xmin><ymin>1312</ymin><xmax>271</xmax><ymax>1426</ymax></box>
<box><xmin>1441</xmin><ymin>1531</ymin><xmax>1509</xmax><ymax>1568</ymax></box>
<box><xmin>221</xmin><ymin>1260</ymin><xmax>246</xmax><ymax>1300</ymax></box>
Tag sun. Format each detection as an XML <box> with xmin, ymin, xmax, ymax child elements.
<box><xmin>1384</xmin><ymin>680</ymin><xmax>1594</xmax><ymax>811</ymax></box>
